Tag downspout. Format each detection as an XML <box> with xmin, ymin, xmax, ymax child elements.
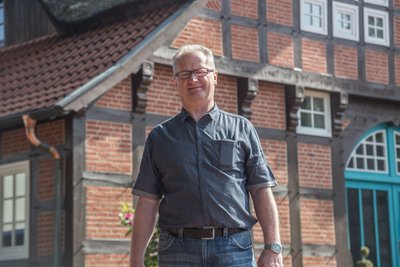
<box><xmin>23</xmin><ymin>115</ymin><xmax>62</xmax><ymax>267</ymax></box>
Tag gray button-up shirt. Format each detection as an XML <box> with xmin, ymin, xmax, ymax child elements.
<box><xmin>132</xmin><ymin>106</ymin><xmax>277</xmax><ymax>230</ymax></box>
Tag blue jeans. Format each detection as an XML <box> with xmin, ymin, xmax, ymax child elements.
<box><xmin>157</xmin><ymin>230</ymin><xmax>256</xmax><ymax>267</ymax></box>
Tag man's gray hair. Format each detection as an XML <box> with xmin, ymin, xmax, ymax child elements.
<box><xmin>172</xmin><ymin>44</ymin><xmax>215</xmax><ymax>74</ymax></box>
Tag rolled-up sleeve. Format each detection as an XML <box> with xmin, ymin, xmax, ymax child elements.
<box><xmin>244</xmin><ymin>124</ymin><xmax>277</xmax><ymax>190</ymax></box>
<box><xmin>132</xmin><ymin>133</ymin><xmax>163</xmax><ymax>199</ymax></box>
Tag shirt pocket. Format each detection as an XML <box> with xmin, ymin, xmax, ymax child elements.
<box><xmin>214</xmin><ymin>139</ymin><xmax>239</xmax><ymax>171</ymax></box>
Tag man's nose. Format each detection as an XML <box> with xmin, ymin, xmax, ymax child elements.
<box><xmin>188</xmin><ymin>72</ymin><xmax>199</xmax><ymax>81</ymax></box>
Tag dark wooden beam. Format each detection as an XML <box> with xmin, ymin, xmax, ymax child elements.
<box><xmin>285</xmin><ymin>85</ymin><xmax>304</xmax><ymax>133</ymax></box>
<box><xmin>237</xmin><ymin>78</ymin><xmax>258</xmax><ymax>120</ymax></box>
<box><xmin>132</xmin><ymin>61</ymin><xmax>154</xmax><ymax>114</ymax></box>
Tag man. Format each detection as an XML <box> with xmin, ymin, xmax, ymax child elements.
<box><xmin>130</xmin><ymin>44</ymin><xmax>283</xmax><ymax>267</ymax></box>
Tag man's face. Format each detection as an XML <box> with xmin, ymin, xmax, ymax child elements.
<box><xmin>174</xmin><ymin>52</ymin><xmax>218</xmax><ymax>108</ymax></box>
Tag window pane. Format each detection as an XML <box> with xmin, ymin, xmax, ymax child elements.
<box><xmin>377</xmin><ymin>160</ymin><xmax>385</xmax><ymax>171</ymax></box>
<box><xmin>15</xmin><ymin>223</ymin><xmax>25</xmax><ymax>246</ymax></box>
<box><xmin>314</xmin><ymin>114</ymin><xmax>325</xmax><ymax>129</ymax></box>
<box><xmin>347</xmin><ymin>189</ymin><xmax>361</xmax><ymax>264</ymax></box>
<box><xmin>3</xmin><ymin>175</ymin><xmax>13</xmax><ymax>198</ymax></box>
<box><xmin>377</xmin><ymin>146</ymin><xmax>384</xmax><ymax>157</ymax></box>
<box><xmin>302</xmin><ymin>96</ymin><xmax>311</xmax><ymax>110</ymax></box>
<box><xmin>376</xmin><ymin>191</ymin><xmax>391</xmax><ymax>267</ymax></box>
<box><xmin>367</xmin><ymin>135</ymin><xmax>373</xmax><ymax>142</ymax></box>
<box><xmin>306</xmin><ymin>2</ymin><xmax>312</xmax><ymax>13</ymax></box>
<box><xmin>366</xmin><ymin>144</ymin><xmax>374</xmax><ymax>156</ymax></box>
<box><xmin>362</xmin><ymin>190</ymin><xmax>377</xmax><ymax>265</ymax></box>
<box><xmin>3</xmin><ymin>199</ymin><xmax>13</xmax><ymax>223</ymax></box>
<box><xmin>316</xmin><ymin>4</ymin><xmax>321</xmax><ymax>16</ymax></box>
<box><xmin>313</xmin><ymin>97</ymin><xmax>324</xmax><ymax>112</ymax></box>
<box><xmin>15</xmin><ymin>173</ymin><xmax>26</xmax><ymax>197</ymax></box>
<box><xmin>2</xmin><ymin>224</ymin><xmax>12</xmax><ymax>247</ymax></box>
<box><xmin>367</xmin><ymin>158</ymin><xmax>374</xmax><ymax>170</ymax></box>
<box><xmin>375</xmin><ymin>132</ymin><xmax>384</xmax><ymax>143</ymax></box>
<box><xmin>356</xmin><ymin>157</ymin><xmax>364</xmax><ymax>169</ymax></box>
<box><xmin>376</xmin><ymin>18</ymin><xmax>383</xmax><ymax>27</ymax></box>
<box><xmin>368</xmin><ymin>16</ymin><xmax>375</xmax><ymax>26</ymax></box>
<box><xmin>377</xmin><ymin>29</ymin><xmax>383</xmax><ymax>39</ymax></box>
<box><xmin>15</xmin><ymin>197</ymin><xmax>25</xmax><ymax>221</ymax></box>
<box><xmin>356</xmin><ymin>145</ymin><xmax>364</xmax><ymax>155</ymax></box>
<box><xmin>397</xmin><ymin>162</ymin><xmax>400</xmax><ymax>173</ymax></box>
<box><xmin>317</xmin><ymin>16</ymin><xmax>322</xmax><ymax>27</ymax></box>
<box><xmin>348</xmin><ymin>158</ymin><xmax>354</xmax><ymax>168</ymax></box>
<box><xmin>369</xmin><ymin>27</ymin><xmax>375</xmax><ymax>37</ymax></box>
<box><xmin>301</xmin><ymin>112</ymin><xmax>312</xmax><ymax>127</ymax></box>
<box><xmin>395</xmin><ymin>134</ymin><xmax>400</xmax><ymax>144</ymax></box>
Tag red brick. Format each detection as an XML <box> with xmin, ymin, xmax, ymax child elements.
<box><xmin>267</xmin><ymin>0</ymin><xmax>293</xmax><ymax>26</ymax></box>
<box><xmin>37</xmin><ymin>119</ymin><xmax>65</xmax><ymax>146</ymax></box>
<box><xmin>37</xmin><ymin>211</ymin><xmax>54</xmax><ymax>256</ymax></box>
<box><xmin>334</xmin><ymin>44</ymin><xmax>358</xmax><ymax>80</ymax></box>
<box><xmin>205</xmin><ymin>0</ymin><xmax>221</xmax><ymax>11</ymax></box>
<box><xmin>231</xmin><ymin>25</ymin><xmax>259</xmax><ymax>62</ymax></box>
<box><xmin>251</xmin><ymin>82</ymin><xmax>286</xmax><ymax>129</ymax></box>
<box><xmin>303</xmin><ymin>256</ymin><xmax>337</xmax><ymax>267</ymax></box>
<box><xmin>365</xmin><ymin>49</ymin><xmax>388</xmax><ymax>84</ymax></box>
<box><xmin>171</xmin><ymin>17</ymin><xmax>223</xmax><ymax>57</ymax></box>
<box><xmin>395</xmin><ymin>0</ymin><xmax>400</xmax><ymax>8</ymax></box>
<box><xmin>1</xmin><ymin>128</ymin><xmax>29</xmax><ymax>156</ymax></box>
<box><xmin>86</xmin><ymin>120</ymin><xmax>132</xmax><ymax>174</ymax></box>
<box><xmin>396</xmin><ymin>55</ymin><xmax>400</xmax><ymax>86</ymax></box>
<box><xmin>38</xmin><ymin>159</ymin><xmax>55</xmax><ymax>200</ymax></box>
<box><xmin>231</xmin><ymin>0</ymin><xmax>258</xmax><ymax>19</ymax></box>
<box><xmin>214</xmin><ymin>74</ymin><xmax>237</xmax><ymax>114</ymax></box>
<box><xmin>300</xmin><ymin>199</ymin><xmax>335</xmax><ymax>245</ymax></box>
<box><xmin>85</xmin><ymin>253</ymin><xmax>130</xmax><ymax>267</ymax></box>
<box><xmin>302</xmin><ymin>39</ymin><xmax>327</xmax><ymax>74</ymax></box>
<box><xmin>95</xmin><ymin>77</ymin><xmax>132</xmax><ymax>110</ymax></box>
<box><xmin>395</xmin><ymin>17</ymin><xmax>400</xmax><ymax>47</ymax></box>
<box><xmin>85</xmin><ymin>186</ymin><xmax>133</xmax><ymax>239</ymax></box>
<box><xmin>298</xmin><ymin>143</ymin><xmax>332</xmax><ymax>189</ymax></box>
<box><xmin>268</xmin><ymin>31</ymin><xmax>294</xmax><ymax>69</ymax></box>
<box><xmin>260</xmin><ymin>139</ymin><xmax>288</xmax><ymax>185</ymax></box>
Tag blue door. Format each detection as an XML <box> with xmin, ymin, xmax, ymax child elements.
<box><xmin>345</xmin><ymin>124</ymin><xmax>400</xmax><ymax>267</ymax></box>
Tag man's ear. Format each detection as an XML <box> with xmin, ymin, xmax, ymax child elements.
<box><xmin>213</xmin><ymin>71</ymin><xmax>218</xmax><ymax>85</ymax></box>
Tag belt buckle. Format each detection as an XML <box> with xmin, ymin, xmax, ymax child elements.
<box><xmin>201</xmin><ymin>226</ymin><xmax>215</xmax><ymax>240</ymax></box>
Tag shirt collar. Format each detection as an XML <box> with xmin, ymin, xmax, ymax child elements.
<box><xmin>179</xmin><ymin>104</ymin><xmax>220</xmax><ymax>124</ymax></box>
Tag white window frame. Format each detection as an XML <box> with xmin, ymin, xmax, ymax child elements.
<box><xmin>346</xmin><ymin>130</ymin><xmax>388</xmax><ymax>173</ymax></box>
<box><xmin>333</xmin><ymin>2</ymin><xmax>359</xmax><ymax>41</ymax></box>
<box><xmin>0</xmin><ymin>161</ymin><xmax>30</xmax><ymax>261</ymax></box>
<box><xmin>364</xmin><ymin>0</ymin><xmax>389</xmax><ymax>7</ymax></box>
<box><xmin>395</xmin><ymin>131</ymin><xmax>400</xmax><ymax>175</ymax></box>
<box><xmin>297</xmin><ymin>90</ymin><xmax>331</xmax><ymax>137</ymax></box>
<box><xmin>364</xmin><ymin>7</ymin><xmax>389</xmax><ymax>46</ymax></box>
<box><xmin>300</xmin><ymin>0</ymin><xmax>328</xmax><ymax>35</ymax></box>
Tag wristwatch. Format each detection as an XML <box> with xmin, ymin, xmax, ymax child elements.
<box><xmin>264</xmin><ymin>242</ymin><xmax>282</xmax><ymax>254</ymax></box>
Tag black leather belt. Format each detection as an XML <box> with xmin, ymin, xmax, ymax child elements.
<box><xmin>169</xmin><ymin>227</ymin><xmax>246</xmax><ymax>240</ymax></box>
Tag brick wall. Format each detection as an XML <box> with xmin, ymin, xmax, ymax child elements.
<box><xmin>260</xmin><ymin>139</ymin><xmax>288</xmax><ymax>185</ymax></box>
<box><xmin>395</xmin><ymin>17</ymin><xmax>400</xmax><ymax>47</ymax></box>
<box><xmin>231</xmin><ymin>0</ymin><xmax>258</xmax><ymax>19</ymax></box>
<box><xmin>302</xmin><ymin>38</ymin><xmax>327</xmax><ymax>74</ymax></box>
<box><xmin>298</xmin><ymin>143</ymin><xmax>332</xmax><ymax>189</ymax></box>
<box><xmin>214</xmin><ymin>74</ymin><xmax>237</xmax><ymax>113</ymax></box>
<box><xmin>38</xmin><ymin>158</ymin><xmax>55</xmax><ymax>200</ymax></box>
<box><xmin>334</xmin><ymin>44</ymin><xmax>358</xmax><ymax>80</ymax></box>
<box><xmin>303</xmin><ymin>256</ymin><xmax>337</xmax><ymax>267</ymax></box>
<box><xmin>251</xmin><ymin>82</ymin><xmax>286</xmax><ymax>129</ymax></box>
<box><xmin>95</xmin><ymin>77</ymin><xmax>131</xmax><ymax>110</ymax></box>
<box><xmin>86</xmin><ymin>186</ymin><xmax>133</xmax><ymax>239</ymax></box>
<box><xmin>1</xmin><ymin>128</ymin><xmax>29</xmax><ymax>156</ymax></box>
<box><xmin>37</xmin><ymin>211</ymin><xmax>54</xmax><ymax>256</ymax></box>
<box><xmin>147</xmin><ymin>64</ymin><xmax>181</xmax><ymax>116</ymax></box>
<box><xmin>86</xmin><ymin>120</ymin><xmax>132</xmax><ymax>174</ymax></box>
<box><xmin>365</xmin><ymin>49</ymin><xmax>388</xmax><ymax>84</ymax></box>
<box><xmin>396</xmin><ymin>55</ymin><xmax>400</xmax><ymax>86</ymax></box>
<box><xmin>85</xmin><ymin>254</ymin><xmax>130</xmax><ymax>267</ymax></box>
<box><xmin>267</xmin><ymin>0</ymin><xmax>292</xmax><ymax>27</ymax></box>
<box><xmin>396</xmin><ymin>0</ymin><xmax>400</xmax><ymax>9</ymax></box>
<box><xmin>231</xmin><ymin>25</ymin><xmax>259</xmax><ymax>62</ymax></box>
<box><xmin>300</xmin><ymin>199</ymin><xmax>335</xmax><ymax>245</ymax></box>
<box><xmin>171</xmin><ymin>17</ymin><xmax>223</xmax><ymax>57</ymax></box>
<box><xmin>267</xmin><ymin>31</ymin><xmax>294</xmax><ymax>69</ymax></box>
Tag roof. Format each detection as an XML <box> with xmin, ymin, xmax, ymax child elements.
<box><xmin>0</xmin><ymin>0</ymin><xmax>205</xmax><ymax>127</ymax></box>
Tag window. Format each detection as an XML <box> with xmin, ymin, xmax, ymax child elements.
<box><xmin>300</xmin><ymin>0</ymin><xmax>328</xmax><ymax>35</ymax></box>
<box><xmin>333</xmin><ymin>2</ymin><xmax>359</xmax><ymax>41</ymax></box>
<box><xmin>395</xmin><ymin>132</ymin><xmax>400</xmax><ymax>175</ymax></box>
<box><xmin>364</xmin><ymin>0</ymin><xmax>389</xmax><ymax>7</ymax></box>
<box><xmin>297</xmin><ymin>91</ymin><xmax>331</xmax><ymax>137</ymax></box>
<box><xmin>0</xmin><ymin>161</ymin><xmax>30</xmax><ymax>261</ymax></box>
<box><xmin>346</xmin><ymin>130</ymin><xmax>387</xmax><ymax>173</ymax></box>
<box><xmin>364</xmin><ymin>8</ymin><xmax>389</xmax><ymax>46</ymax></box>
<box><xmin>0</xmin><ymin>0</ymin><xmax>4</xmax><ymax>44</ymax></box>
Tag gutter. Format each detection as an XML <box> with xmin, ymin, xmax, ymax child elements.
<box><xmin>22</xmin><ymin>115</ymin><xmax>62</xmax><ymax>267</ymax></box>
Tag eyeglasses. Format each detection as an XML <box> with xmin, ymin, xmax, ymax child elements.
<box><xmin>174</xmin><ymin>68</ymin><xmax>214</xmax><ymax>80</ymax></box>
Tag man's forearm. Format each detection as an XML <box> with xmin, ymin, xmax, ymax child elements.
<box><xmin>130</xmin><ymin>196</ymin><xmax>160</xmax><ymax>267</ymax></box>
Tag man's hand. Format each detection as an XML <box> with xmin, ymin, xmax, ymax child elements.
<box><xmin>257</xmin><ymin>249</ymin><xmax>283</xmax><ymax>267</ymax></box>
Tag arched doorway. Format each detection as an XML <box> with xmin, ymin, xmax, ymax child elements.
<box><xmin>345</xmin><ymin>123</ymin><xmax>400</xmax><ymax>267</ymax></box>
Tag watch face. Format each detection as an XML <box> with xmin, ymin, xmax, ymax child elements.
<box><xmin>271</xmin><ymin>243</ymin><xmax>282</xmax><ymax>253</ymax></box>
